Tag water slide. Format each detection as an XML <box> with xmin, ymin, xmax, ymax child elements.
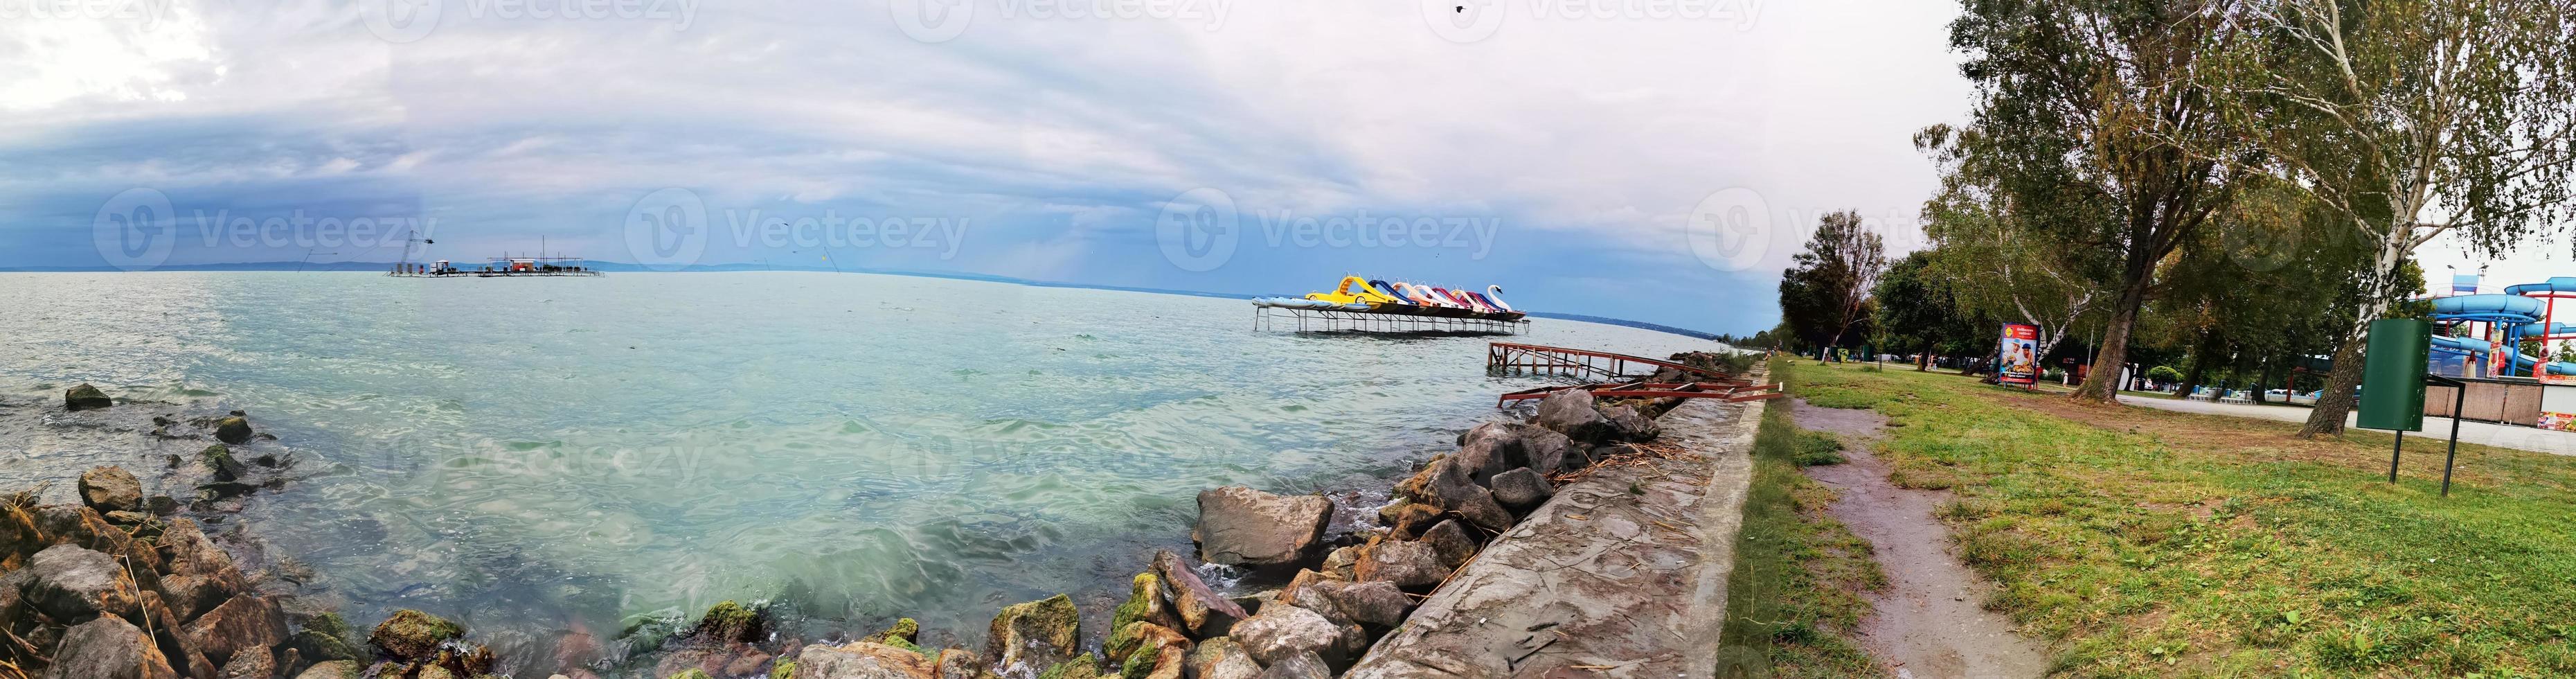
<box><xmin>2426</xmin><ymin>293</ymin><xmax>2576</xmax><ymax>376</ymax></box>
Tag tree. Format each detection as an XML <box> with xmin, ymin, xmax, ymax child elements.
<box><xmin>1946</xmin><ymin>0</ymin><xmax>2255</xmax><ymax>404</ymax></box>
<box><xmin>2215</xmin><ymin>0</ymin><xmax>2576</xmax><ymax>436</ymax></box>
<box><xmin>1778</xmin><ymin>211</ymin><xmax>1887</xmax><ymax>350</ymax></box>
<box><xmin>1917</xmin><ymin>123</ymin><xmax>2109</xmax><ymax>365</ymax></box>
<box><xmin>1875</xmin><ymin>250</ymin><xmax>1987</xmax><ymax>370</ymax></box>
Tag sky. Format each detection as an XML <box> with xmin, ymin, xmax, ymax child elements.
<box><xmin>1</xmin><ymin>0</ymin><xmax>1980</xmax><ymax>335</ymax></box>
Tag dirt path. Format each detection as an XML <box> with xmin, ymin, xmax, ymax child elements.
<box><xmin>1791</xmin><ymin>398</ymin><xmax>2048</xmax><ymax>679</ymax></box>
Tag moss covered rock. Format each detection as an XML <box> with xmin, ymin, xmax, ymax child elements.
<box><xmin>214</xmin><ymin>416</ymin><xmax>254</xmax><ymax>445</ymax></box>
<box><xmin>987</xmin><ymin>594</ymin><xmax>1080</xmax><ymax>676</ymax></box>
<box><xmin>767</xmin><ymin>658</ymin><xmax>795</xmax><ymax>679</ymax></box>
<box><xmin>291</xmin><ymin>612</ymin><xmax>367</xmax><ymax>663</ymax></box>
<box><xmin>695</xmin><ymin>600</ymin><xmax>765</xmax><ymax>643</ymax></box>
<box><xmin>370</xmin><ymin>609</ymin><xmax>465</xmax><ymax>660</ymax></box>
<box><xmin>64</xmin><ymin>384</ymin><xmax>112</xmax><ymax>411</ymax></box>
<box><xmin>668</xmin><ymin>670</ymin><xmax>713</xmax><ymax>679</ymax></box>
<box><xmin>1035</xmin><ymin>653</ymin><xmax>1100</xmax><ymax>679</ymax></box>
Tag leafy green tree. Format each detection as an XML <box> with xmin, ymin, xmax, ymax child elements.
<box><xmin>2213</xmin><ymin>0</ymin><xmax>2576</xmax><ymax>436</ymax></box>
<box><xmin>1777</xmin><ymin>211</ymin><xmax>1887</xmax><ymax>350</ymax></box>
<box><xmin>1875</xmin><ymin>250</ymin><xmax>1986</xmax><ymax>370</ymax></box>
<box><xmin>1944</xmin><ymin>0</ymin><xmax>2256</xmax><ymax>403</ymax></box>
<box><xmin>1917</xmin><ymin>123</ymin><xmax>2111</xmax><ymax>364</ymax></box>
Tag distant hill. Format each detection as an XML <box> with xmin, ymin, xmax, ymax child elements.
<box><xmin>1</xmin><ymin>261</ymin><xmax>1732</xmax><ymax>340</ymax></box>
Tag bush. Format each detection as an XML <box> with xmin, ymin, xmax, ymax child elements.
<box><xmin>2147</xmin><ymin>365</ymin><xmax>2183</xmax><ymax>384</ymax></box>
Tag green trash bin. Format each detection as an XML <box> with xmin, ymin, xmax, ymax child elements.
<box><xmin>2356</xmin><ymin>319</ymin><xmax>2431</xmax><ymax>432</ymax></box>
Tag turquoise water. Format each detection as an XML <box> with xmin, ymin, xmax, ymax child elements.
<box><xmin>0</xmin><ymin>271</ymin><xmax>1719</xmax><ymax>662</ymax></box>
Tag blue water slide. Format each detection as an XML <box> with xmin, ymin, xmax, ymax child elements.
<box><xmin>2503</xmin><ymin>276</ymin><xmax>2576</xmax><ymax>295</ymax></box>
<box><xmin>2429</xmin><ymin>290</ymin><xmax>2576</xmax><ymax>375</ymax></box>
<box><xmin>2429</xmin><ymin>293</ymin><xmax>2545</xmax><ymax>321</ymax></box>
<box><xmin>2510</xmin><ymin>350</ymin><xmax>2576</xmax><ymax>376</ymax></box>
<box><xmin>2430</xmin><ymin>335</ymin><xmax>2492</xmax><ymax>356</ymax></box>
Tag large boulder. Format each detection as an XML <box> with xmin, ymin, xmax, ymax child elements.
<box><xmin>1450</xmin><ymin>423</ymin><xmax>1529</xmax><ymax>484</ymax></box>
<box><xmin>929</xmin><ymin>649</ymin><xmax>984</xmax><ymax>679</ymax></box>
<box><xmin>1186</xmin><ymin>637</ymin><xmax>1260</xmax><ymax>679</ymax></box>
<box><xmin>692</xmin><ymin>600</ymin><xmax>766</xmax><ymax>644</ymax></box>
<box><xmin>287</xmin><ymin>612</ymin><xmax>367</xmax><ymax>664</ymax></box>
<box><xmin>66</xmin><ymin>384</ymin><xmax>114</xmax><ymax>412</ymax></box>
<box><xmin>25</xmin><ymin>544</ymin><xmax>141</xmax><ymax>624</ymax></box>
<box><xmin>1255</xmin><ymin>651</ymin><xmax>1332</xmax><ymax>679</ymax></box>
<box><xmin>79</xmin><ymin>467</ymin><xmax>146</xmax><ymax>515</ymax></box>
<box><xmin>1600</xmin><ymin>405</ymin><xmax>1661</xmax><ymax>442</ymax></box>
<box><xmin>1417</xmin><ymin>520</ymin><xmax>1477</xmax><ymax>570</ymax></box>
<box><xmin>293</xmin><ymin>660</ymin><xmax>361</xmax><ymax>679</ymax></box>
<box><xmin>215</xmin><ymin>644</ymin><xmax>274</xmax><ymax>679</ymax></box>
<box><xmin>1351</xmin><ymin>541</ymin><xmax>1446</xmax><ymax>591</ymax></box>
<box><xmin>154</xmin><ymin>520</ymin><xmax>247</xmax><ymax>622</ymax></box>
<box><xmin>1107</xmin><ymin>622</ymin><xmax>1190</xmax><ymax>679</ymax></box>
<box><xmin>1518</xmin><ymin>425</ymin><xmax>1575</xmax><ymax>475</ymax></box>
<box><xmin>791</xmin><ymin>641</ymin><xmax>937</xmax><ymax>679</ymax></box>
<box><xmin>48</xmin><ymin>616</ymin><xmax>180</xmax><ymax>679</ymax></box>
<box><xmin>1391</xmin><ymin>463</ymin><xmax>1512</xmax><ymax>534</ymax></box>
<box><xmin>1535</xmin><ymin>389</ymin><xmax>1612</xmax><ymax>442</ymax></box>
<box><xmin>1306</xmin><ymin>580</ymin><xmax>1409</xmax><ymax>628</ymax></box>
<box><xmin>1229</xmin><ymin>605</ymin><xmax>1341</xmax><ymax>667</ymax></box>
<box><xmin>1192</xmin><ymin>486</ymin><xmax>1332</xmax><ymax>569</ymax></box>
<box><xmin>368</xmin><ymin>609</ymin><xmax>463</xmax><ymax>660</ymax></box>
<box><xmin>180</xmin><ymin>594</ymin><xmax>286</xmax><ymax>667</ymax></box>
<box><xmin>31</xmin><ymin>506</ymin><xmax>160</xmax><ymax>573</ymax></box>
<box><xmin>1150</xmin><ymin>550</ymin><xmax>1246</xmax><ymax>637</ymax></box>
<box><xmin>1490</xmin><ymin>468</ymin><xmax>1555</xmax><ymax>513</ymax></box>
<box><xmin>213</xmin><ymin>417</ymin><xmax>253</xmax><ymax>446</ymax></box>
<box><xmin>984</xmin><ymin>594</ymin><xmax>1080</xmax><ymax>676</ymax></box>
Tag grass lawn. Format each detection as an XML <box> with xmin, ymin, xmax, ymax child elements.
<box><xmin>1780</xmin><ymin>360</ymin><xmax>2576</xmax><ymax>677</ymax></box>
<box><xmin>1718</xmin><ymin>367</ymin><xmax>1884</xmax><ymax>678</ymax></box>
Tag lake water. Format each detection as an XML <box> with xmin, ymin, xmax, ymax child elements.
<box><xmin>0</xmin><ymin>271</ymin><xmax>1721</xmax><ymax>667</ymax></box>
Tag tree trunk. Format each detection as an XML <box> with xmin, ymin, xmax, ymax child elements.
<box><xmin>1916</xmin><ymin>353</ymin><xmax>1931</xmax><ymax>371</ymax></box>
<box><xmin>2298</xmin><ymin>235</ymin><xmax>2410</xmax><ymax>437</ymax></box>
<box><xmin>2298</xmin><ymin>335</ymin><xmax>2368</xmax><ymax>436</ymax></box>
<box><xmin>2072</xmin><ymin>258</ymin><xmax>2154</xmax><ymax>403</ymax></box>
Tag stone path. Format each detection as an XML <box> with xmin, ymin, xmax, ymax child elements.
<box><xmin>1342</xmin><ymin>396</ymin><xmax>1761</xmax><ymax>678</ymax></box>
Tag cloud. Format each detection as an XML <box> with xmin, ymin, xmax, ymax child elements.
<box><xmin>0</xmin><ymin>0</ymin><xmax>1973</xmax><ymax>333</ymax></box>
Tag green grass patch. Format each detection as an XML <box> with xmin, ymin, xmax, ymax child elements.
<box><xmin>1783</xmin><ymin>361</ymin><xmax>2576</xmax><ymax>677</ymax></box>
<box><xmin>1717</xmin><ymin>358</ymin><xmax>1886</xmax><ymax>678</ymax></box>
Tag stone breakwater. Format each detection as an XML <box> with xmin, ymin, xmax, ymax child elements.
<box><xmin>10</xmin><ymin>349</ymin><xmax>1742</xmax><ymax>679</ymax></box>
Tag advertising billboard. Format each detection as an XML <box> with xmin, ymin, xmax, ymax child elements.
<box><xmin>1998</xmin><ymin>324</ymin><xmax>2040</xmax><ymax>386</ymax></box>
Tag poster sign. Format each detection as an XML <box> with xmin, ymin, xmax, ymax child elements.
<box><xmin>1998</xmin><ymin>324</ymin><xmax>2040</xmax><ymax>385</ymax></box>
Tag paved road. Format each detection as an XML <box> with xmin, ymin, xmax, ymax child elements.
<box><xmin>2125</xmin><ymin>396</ymin><xmax>2576</xmax><ymax>457</ymax></box>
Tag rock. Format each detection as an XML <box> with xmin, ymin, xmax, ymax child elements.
<box><xmin>1451</xmin><ymin>423</ymin><xmax>1530</xmax><ymax>484</ymax></box>
<box><xmin>1229</xmin><ymin>605</ymin><xmax>1341</xmax><ymax>667</ymax></box>
<box><xmin>1600</xmin><ymin>405</ymin><xmax>1660</xmax><ymax>442</ymax></box>
<box><xmin>147</xmin><ymin>496</ymin><xmax>180</xmax><ymax>515</ymax></box>
<box><xmin>1375</xmin><ymin>502</ymin><xmax>1440</xmax><ymax>540</ymax></box>
<box><xmin>155</xmin><ymin>521</ymin><xmax>247</xmax><ymax>623</ymax></box>
<box><xmin>1535</xmin><ymin>389</ymin><xmax>1611</xmax><ymax>442</ymax></box>
<box><xmin>1104</xmin><ymin>574</ymin><xmax>1181</xmax><ymax>662</ymax></box>
<box><xmin>1283</xmin><ymin>586</ymin><xmax>1348</xmax><ymax>627</ymax></box>
<box><xmin>49</xmin><ymin>616</ymin><xmax>180</xmax><ymax>679</ymax></box>
<box><xmin>181</xmin><ymin>595</ymin><xmax>287</xmax><ymax>667</ymax></box>
<box><xmin>31</xmin><ymin>505</ymin><xmax>161</xmax><ymax>573</ymax></box>
<box><xmin>26</xmin><ymin>544</ymin><xmax>141</xmax><ymax>624</ymax></box>
<box><xmin>1319</xmin><ymin>547</ymin><xmax>1359</xmax><ymax>581</ymax></box>
<box><xmin>199</xmin><ymin>446</ymin><xmax>247</xmax><ymax>484</ymax></box>
<box><xmin>368</xmin><ymin>609</ymin><xmax>463</xmax><ymax>660</ymax></box>
<box><xmin>104</xmin><ymin>511</ymin><xmax>154</xmax><ymax>526</ymax></box>
<box><xmin>1519</xmin><ymin>426</ymin><xmax>1575</xmax><ymax>475</ymax></box>
<box><xmin>693</xmin><ymin>600</ymin><xmax>765</xmax><ymax>644</ymax></box>
<box><xmin>216</xmin><ymin>645</ymin><xmax>274</xmax><ymax>679</ymax></box>
<box><xmin>1418</xmin><ymin>520</ymin><xmax>1477</xmax><ymax>570</ymax></box>
<box><xmin>985</xmin><ymin>594</ymin><xmax>1080</xmax><ymax>676</ymax></box>
<box><xmin>928</xmin><ymin>649</ymin><xmax>983</xmax><ymax>679</ymax></box>
<box><xmin>724</xmin><ymin>649</ymin><xmax>776</xmax><ymax>676</ymax></box>
<box><xmin>1311</xmin><ymin>580</ymin><xmax>1409</xmax><ymax>628</ymax></box>
<box><xmin>1035</xmin><ymin>653</ymin><xmax>1099</xmax><ymax>679</ymax></box>
<box><xmin>1391</xmin><ymin>461</ymin><xmax>1512</xmax><ymax>534</ymax></box>
<box><xmin>213</xmin><ymin>417</ymin><xmax>253</xmax><ymax>446</ymax></box>
<box><xmin>131</xmin><ymin>591</ymin><xmax>202</xmax><ymax>679</ymax></box>
<box><xmin>80</xmin><ymin>466</ymin><xmax>147</xmax><ymax>514</ymax></box>
<box><xmin>1253</xmin><ymin>651</ymin><xmax>1331</xmax><ymax>679</ymax></box>
<box><xmin>287</xmin><ymin>612</ymin><xmax>366</xmax><ymax>664</ymax></box>
<box><xmin>420</xmin><ymin>666</ymin><xmax>458</xmax><ymax>679</ymax></box>
<box><xmin>1351</xmin><ymin>541</ymin><xmax>1446</xmax><ymax>591</ymax></box>
<box><xmin>1148</xmin><ymin>550</ymin><xmax>1245</xmax><ymax>638</ymax></box>
<box><xmin>1185</xmin><ymin>638</ymin><xmax>1260</xmax><ymax>679</ymax></box>
<box><xmin>67</xmin><ymin>384</ymin><xmax>115</xmax><ymax>411</ymax></box>
<box><xmin>1489</xmin><ymin>468</ymin><xmax>1555</xmax><ymax>513</ymax></box>
<box><xmin>1106</xmin><ymin>622</ymin><xmax>1188</xmax><ymax>678</ymax></box>
<box><xmin>1268</xmin><ymin>570</ymin><xmax>1339</xmax><ymax>608</ymax></box>
<box><xmin>293</xmin><ymin>660</ymin><xmax>360</xmax><ymax>679</ymax></box>
<box><xmin>1192</xmin><ymin>486</ymin><xmax>1332</xmax><ymax>569</ymax></box>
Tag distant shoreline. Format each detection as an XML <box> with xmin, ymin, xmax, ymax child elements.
<box><xmin>0</xmin><ymin>265</ymin><xmax>1742</xmax><ymax>341</ymax></box>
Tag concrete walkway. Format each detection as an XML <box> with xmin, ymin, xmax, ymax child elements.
<box><xmin>2124</xmin><ymin>397</ymin><xmax>2576</xmax><ymax>457</ymax></box>
<box><xmin>1343</xmin><ymin>396</ymin><xmax>1762</xmax><ymax>678</ymax></box>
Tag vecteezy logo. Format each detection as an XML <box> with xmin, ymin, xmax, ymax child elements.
<box><xmin>1685</xmin><ymin>188</ymin><xmax>1771</xmax><ymax>272</ymax></box>
<box><xmin>890</xmin><ymin>0</ymin><xmax>972</xmax><ymax>43</ymax></box>
<box><xmin>92</xmin><ymin>188</ymin><xmax>177</xmax><ymax>272</ymax></box>
<box><xmin>1422</xmin><ymin>0</ymin><xmax>1504</xmax><ymax>43</ymax></box>
<box><xmin>625</xmin><ymin>188</ymin><xmax>708</xmax><ymax>272</ymax></box>
<box><xmin>359</xmin><ymin>0</ymin><xmax>443</xmax><ymax>43</ymax></box>
<box><xmin>1157</xmin><ymin>187</ymin><xmax>1239</xmax><ymax>272</ymax></box>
